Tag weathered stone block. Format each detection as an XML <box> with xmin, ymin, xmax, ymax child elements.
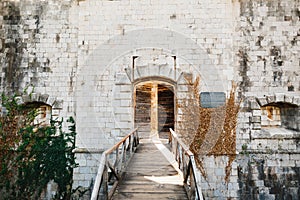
<box><xmin>159</xmin><ymin>64</ymin><xmax>172</xmax><ymax>77</ymax></box>
<box><xmin>266</xmin><ymin>95</ymin><xmax>275</xmax><ymax>103</ymax></box>
<box><xmin>275</xmin><ymin>93</ymin><xmax>285</xmax><ymax>102</ymax></box>
<box><xmin>79</xmin><ymin>167</ymin><xmax>90</xmax><ymax>174</ymax></box>
<box><xmin>284</xmin><ymin>95</ymin><xmax>293</xmax><ymax>104</ymax></box>
<box><xmin>52</xmin><ymin>99</ymin><xmax>63</xmax><ymax>109</ymax></box>
<box><xmin>46</xmin><ymin>97</ymin><xmax>56</xmax><ymax>106</ymax></box>
<box><xmin>250</xmin><ymin>101</ymin><xmax>260</xmax><ymax>109</ymax></box>
<box><xmin>215</xmin><ymin>168</ymin><xmax>224</xmax><ymax>176</ymax></box>
<box><xmin>30</xmin><ymin>92</ymin><xmax>40</xmax><ymax>102</ymax></box>
<box><xmin>22</xmin><ymin>94</ymin><xmax>31</xmax><ymax>103</ymax></box>
<box><xmin>251</xmin><ymin>116</ymin><xmax>261</xmax><ymax>123</ymax></box>
<box><xmin>257</xmin><ymin>97</ymin><xmax>268</xmax><ymax>106</ymax></box>
<box><xmin>115</xmin><ymin>72</ymin><xmax>131</xmax><ymax>85</ymax></box>
<box><xmin>292</xmin><ymin>96</ymin><xmax>300</xmax><ymax>106</ymax></box>
<box><xmin>252</xmin><ymin>122</ymin><xmax>261</xmax><ymax>130</ymax></box>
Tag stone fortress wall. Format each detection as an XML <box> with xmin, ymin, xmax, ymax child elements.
<box><xmin>0</xmin><ymin>0</ymin><xmax>299</xmax><ymax>199</ymax></box>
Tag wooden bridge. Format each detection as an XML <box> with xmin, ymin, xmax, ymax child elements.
<box><xmin>91</xmin><ymin>128</ymin><xmax>204</xmax><ymax>200</ymax></box>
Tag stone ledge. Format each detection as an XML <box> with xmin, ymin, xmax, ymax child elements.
<box><xmin>73</xmin><ymin>148</ymin><xmax>105</xmax><ymax>153</ymax></box>
<box><xmin>251</xmin><ymin>127</ymin><xmax>300</xmax><ymax>139</ymax></box>
<box><xmin>239</xmin><ymin>150</ymin><xmax>300</xmax><ymax>154</ymax></box>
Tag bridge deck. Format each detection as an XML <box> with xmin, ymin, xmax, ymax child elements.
<box><xmin>112</xmin><ymin>139</ymin><xmax>188</xmax><ymax>200</ymax></box>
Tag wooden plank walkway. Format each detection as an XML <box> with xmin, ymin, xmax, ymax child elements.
<box><xmin>112</xmin><ymin>139</ymin><xmax>188</xmax><ymax>200</ymax></box>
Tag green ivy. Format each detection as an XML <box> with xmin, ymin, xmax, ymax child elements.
<box><xmin>0</xmin><ymin>94</ymin><xmax>77</xmax><ymax>199</ymax></box>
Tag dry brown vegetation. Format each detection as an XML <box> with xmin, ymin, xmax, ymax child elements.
<box><xmin>178</xmin><ymin>75</ymin><xmax>240</xmax><ymax>182</ymax></box>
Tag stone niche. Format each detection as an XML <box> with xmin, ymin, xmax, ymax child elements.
<box><xmin>261</xmin><ymin>103</ymin><xmax>300</xmax><ymax>131</ymax></box>
<box><xmin>257</xmin><ymin>95</ymin><xmax>300</xmax><ymax>132</ymax></box>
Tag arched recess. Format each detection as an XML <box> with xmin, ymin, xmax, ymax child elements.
<box><xmin>23</xmin><ymin>102</ymin><xmax>52</xmax><ymax>126</ymax></box>
<box><xmin>257</xmin><ymin>95</ymin><xmax>300</xmax><ymax>131</ymax></box>
<box><xmin>261</xmin><ymin>102</ymin><xmax>299</xmax><ymax>131</ymax></box>
<box><xmin>14</xmin><ymin>93</ymin><xmax>63</xmax><ymax>124</ymax></box>
<box><xmin>134</xmin><ymin>77</ymin><xmax>176</xmax><ymax>139</ymax></box>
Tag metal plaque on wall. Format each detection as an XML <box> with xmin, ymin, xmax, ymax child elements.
<box><xmin>200</xmin><ymin>92</ymin><xmax>226</xmax><ymax>108</ymax></box>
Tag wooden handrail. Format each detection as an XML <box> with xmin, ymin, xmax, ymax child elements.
<box><xmin>169</xmin><ymin>129</ymin><xmax>204</xmax><ymax>200</ymax></box>
<box><xmin>91</xmin><ymin>128</ymin><xmax>139</xmax><ymax>200</ymax></box>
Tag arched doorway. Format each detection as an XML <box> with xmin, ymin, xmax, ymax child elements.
<box><xmin>134</xmin><ymin>80</ymin><xmax>175</xmax><ymax>139</ymax></box>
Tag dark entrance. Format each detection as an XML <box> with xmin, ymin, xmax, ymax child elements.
<box><xmin>134</xmin><ymin>83</ymin><xmax>151</xmax><ymax>138</ymax></box>
<box><xmin>134</xmin><ymin>82</ymin><xmax>174</xmax><ymax>139</ymax></box>
<box><xmin>158</xmin><ymin>84</ymin><xmax>174</xmax><ymax>139</ymax></box>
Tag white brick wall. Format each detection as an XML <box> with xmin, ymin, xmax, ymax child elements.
<box><xmin>0</xmin><ymin>0</ymin><xmax>299</xmax><ymax>198</ymax></box>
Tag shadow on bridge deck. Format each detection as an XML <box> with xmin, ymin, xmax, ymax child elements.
<box><xmin>112</xmin><ymin>138</ymin><xmax>188</xmax><ymax>200</ymax></box>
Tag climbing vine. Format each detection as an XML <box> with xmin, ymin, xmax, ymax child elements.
<box><xmin>0</xmin><ymin>94</ymin><xmax>77</xmax><ymax>199</ymax></box>
<box><xmin>179</xmin><ymin>76</ymin><xmax>240</xmax><ymax>182</ymax></box>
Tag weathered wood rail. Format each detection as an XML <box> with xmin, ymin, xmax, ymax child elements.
<box><xmin>91</xmin><ymin>128</ymin><xmax>139</xmax><ymax>200</ymax></box>
<box><xmin>169</xmin><ymin>129</ymin><xmax>204</xmax><ymax>200</ymax></box>
<box><xmin>91</xmin><ymin>127</ymin><xmax>203</xmax><ymax>200</ymax></box>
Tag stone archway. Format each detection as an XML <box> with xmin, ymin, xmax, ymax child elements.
<box><xmin>134</xmin><ymin>79</ymin><xmax>175</xmax><ymax>139</ymax></box>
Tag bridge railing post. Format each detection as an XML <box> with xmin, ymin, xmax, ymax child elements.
<box><xmin>102</xmin><ymin>164</ymin><xmax>109</xmax><ymax>200</ymax></box>
<box><xmin>91</xmin><ymin>128</ymin><xmax>139</xmax><ymax>200</ymax></box>
<box><xmin>114</xmin><ymin>147</ymin><xmax>119</xmax><ymax>173</ymax></box>
<box><xmin>169</xmin><ymin>129</ymin><xmax>204</xmax><ymax>200</ymax></box>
